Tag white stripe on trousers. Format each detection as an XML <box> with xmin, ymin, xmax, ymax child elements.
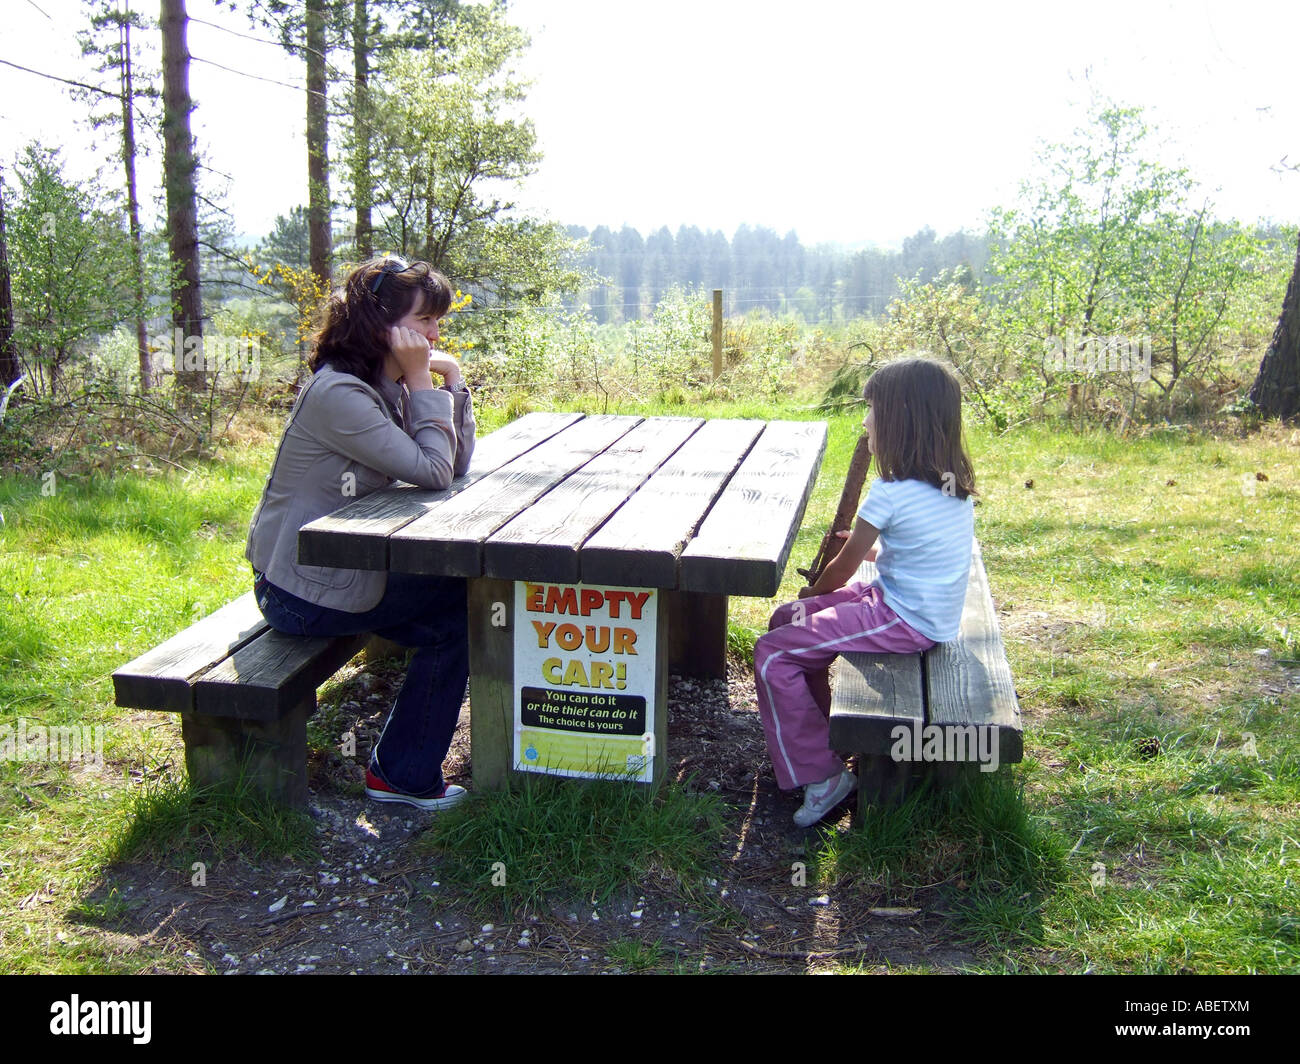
<box><xmin>759</xmin><ymin>615</ymin><xmax>904</xmax><ymax>787</ymax></box>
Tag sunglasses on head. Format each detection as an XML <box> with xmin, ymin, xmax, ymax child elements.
<box><xmin>369</xmin><ymin>258</ymin><xmax>419</xmax><ymax>295</ymax></box>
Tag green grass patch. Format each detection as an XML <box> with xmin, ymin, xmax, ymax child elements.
<box><xmin>108</xmin><ymin>773</ymin><xmax>318</xmax><ymax>867</ymax></box>
<box><xmin>415</xmin><ymin>775</ymin><xmax>728</xmax><ymax>918</ymax></box>
<box><xmin>813</xmin><ymin>770</ymin><xmax>1068</xmax><ymax>953</ymax></box>
<box><xmin>725</xmin><ymin>621</ymin><xmax>759</xmax><ymax>662</ymax></box>
<box><xmin>606</xmin><ymin>937</ymin><xmax>668</xmax><ymax>972</ymax></box>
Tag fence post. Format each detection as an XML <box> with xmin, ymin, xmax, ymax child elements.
<box><xmin>712</xmin><ymin>288</ymin><xmax>723</xmax><ymax>381</ymax></box>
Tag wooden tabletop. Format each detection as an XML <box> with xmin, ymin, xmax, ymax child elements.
<box><xmin>298</xmin><ymin>412</ymin><xmax>828</xmax><ymax>597</ymax></box>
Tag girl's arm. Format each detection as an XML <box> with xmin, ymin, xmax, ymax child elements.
<box><xmin>798</xmin><ymin>517</ymin><xmax>880</xmax><ymax>599</ymax></box>
<box><xmin>391</xmin><ymin>326</ymin><xmax>438</xmax><ymax>391</ymax></box>
<box><xmin>321</xmin><ymin>327</ymin><xmax>471</xmax><ymax>487</ymax></box>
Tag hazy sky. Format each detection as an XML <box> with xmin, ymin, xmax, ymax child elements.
<box><xmin>3</xmin><ymin>0</ymin><xmax>1298</xmax><ymax>247</ymax></box>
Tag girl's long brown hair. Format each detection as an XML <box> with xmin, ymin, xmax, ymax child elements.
<box><xmin>309</xmin><ymin>257</ymin><xmax>453</xmax><ymax>387</ymax></box>
<box><xmin>862</xmin><ymin>356</ymin><xmax>977</xmax><ymax>499</ymax></box>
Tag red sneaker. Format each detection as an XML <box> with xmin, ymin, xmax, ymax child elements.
<box><xmin>365</xmin><ymin>768</ymin><xmax>467</xmax><ymax>811</ymax></box>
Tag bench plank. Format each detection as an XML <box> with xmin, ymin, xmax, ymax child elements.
<box><xmin>924</xmin><ymin>541</ymin><xmax>1023</xmax><ymax>763</ymax></box>
<box><xmin>484</xmin><ymin>417</ymin><xmax>704</xmax><ymax>584</ymax></box>
<box><xmin>298</xmin><ymin>411</ymin><xmax>586</xmax><ymax>570</ymax></box>
<box><xmin>112</xmin><ymin>593</ymin><xmax>268</xmax><ymax>713</ymax></box>
<box><xmin>827</xmin><ymin>653</ymin><xmax>926</xmax><ymax>756</ymax></box>
<box><xmin>580</xmin><ymin>419</ymin><xmax>765</xmax><ymax>588</ymax></box>
<box><xmin>389</xmin><ymin>415</ymin><xmax>643</xmax><ymax>576</ymax></box>
<box><xmin>679</xmin><ymin>420</ymin><xmax>828</xmax><ymax>596</ymax></box>
<box><xmin>194</xmin><ymin>629</ymin><xmax>370</xmax><ymax>721</ymax></box>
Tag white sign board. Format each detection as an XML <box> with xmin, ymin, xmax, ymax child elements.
<box><xmin>513</xmin><ymin>581</ymin><xmax>657</xmax><ymax>781</ymax></box>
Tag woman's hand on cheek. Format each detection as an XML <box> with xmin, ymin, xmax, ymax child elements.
<box><xmin>389</xmin><ymin>326</ymin><xmax>435</xmax><ymax>385</ymax></box>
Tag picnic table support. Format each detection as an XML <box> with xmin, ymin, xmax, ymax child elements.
<box><xmin>854</xmin><ymin>754</ymin><xmax>917</xmax><ymax>806</ymax></box>
<box><xmin>468</xmin><ymin>577</ymin><xmax>515</xmax><ymax>792</ymax></box>
<box><xmin>665</xmin><ymin>590</ymin><xmax>728</xmax><ymax>679</ymax></box>
<box><xmin>468</xmin><ymin>576</ymin><xmax>669</xmax><ymax>793</ymax></box>
<box><xmin>364</xmin><ymin>634</ymin><xmax>406</xmax><ymax>663</ymax></box>
<box><xmin>855</xmin><ymin>757</ymin><xmax>981</xmax><ymax>808</ymax></box>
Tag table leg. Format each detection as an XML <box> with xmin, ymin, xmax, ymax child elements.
<box><xmin>468</xmin><ymin>577</ymin><xmax>514</xmax><ymax>792</ymax></box>
<box><xmin>650</xmin><ymin>602</ymin><xmax>669</xmax><ymax>789</ymax></box>
<box><xmin>854</xmin><ymin>753</ymin><xmax>915</xmax><ymax>816</ymax></box>
<box><xmin>469</xmin><ymin>577</ymin><xmax>670</xmax><ymax>792</ymax></box>
<box><xmin>665</xmin><ymin>590</ymin><xmax>728</xmax><ymax>679</ymax></box>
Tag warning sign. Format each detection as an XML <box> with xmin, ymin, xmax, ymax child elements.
<box><xmin>513</xmin><ymin>581</ymin><xmax>657</xmax><ymax>781</ymax></box>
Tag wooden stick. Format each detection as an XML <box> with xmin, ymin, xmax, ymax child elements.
<box><xmin>797</xmin><ymin>434</ymin><xmax>872</xmax><ymax>586</ymax></box>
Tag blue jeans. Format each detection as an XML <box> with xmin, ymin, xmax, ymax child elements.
<box><xmin>253</xmin><ymin>570</ymin><xmax>469</xmax><ymax>796</ymax></box>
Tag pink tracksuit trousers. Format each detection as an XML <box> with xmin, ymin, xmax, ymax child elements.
<box><xmin>754</xmin><ymin>580</ymin><xmax>935</xmax><ymax>791</ymax></box>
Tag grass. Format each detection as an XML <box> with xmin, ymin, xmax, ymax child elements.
<box><xmin>606</xmin><ymin>937</ymin><xmax>671</xmax><ymax>972</ymax></box>
<box><xmin>810</xmin><ymin>770</ymin><xmax>1068</xmax><ymax>952</ymax></box>
<box><xmin>108</xmin><ymin>772</ymin><xmax>319</xmax><ymax>868</ymax></box>
<box><xmin>413</xmin><ymin>774</ymin><xmax>729</xmax><ymax>919</ymax></box>
<box><xmin>967</xmin><ymin>419</ymin><xmax>1300</xmax><ymax>973</ymax></box>
<box><xmin>1</xmin><ymin>393</ymin><xmax>1298</xmax><ymax>972</ymax></box>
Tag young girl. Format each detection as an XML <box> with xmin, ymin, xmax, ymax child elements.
<box><xmin>754</xmin><ymin>356</ymin><xmax>976</xmax><ymax>826</ymax></box>
<box><xmin>246</xmin><ymin>256</ymin><xmax>476</xmax><ymax>811</ymax></box>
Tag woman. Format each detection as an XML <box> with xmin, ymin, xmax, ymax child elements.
<box><xmin>246</xmin><ymin>257</ymin><xmax>475</xmax><ymax>810</ymax></box>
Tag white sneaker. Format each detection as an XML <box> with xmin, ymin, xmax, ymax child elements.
<box><xmin>793</xmin><ymin>769</ymin><xmax>857</xmax><ymax>827</ymax></box>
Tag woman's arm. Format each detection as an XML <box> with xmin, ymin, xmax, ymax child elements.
<box><xmin>447</xmin><ymin>386</ymin><xmax>476</xmax><ymax>477</ymax></box>
<box><xmin>429</xmin><ymin>352</ymin><xmax>476</xmax><ymax>477</ymax></box>
<box><xmin>798</xmin><ymin>517</ymin><xmax>880</xmax><ymax>598</ymax></box>
<box><xmin>308</xmin><ymin>374</ymin><xmax>460</xmax><ymax>491</ymax></box>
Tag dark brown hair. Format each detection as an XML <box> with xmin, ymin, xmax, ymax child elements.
<box><xmin>309</xmin><ymin>257</ymin><xmax>454</xmax><ymax>386</ymax></box>
<box><xmin>862</xmin><ymin>356</ymin><xmax>977</xmax><ymax>499</ymax></box>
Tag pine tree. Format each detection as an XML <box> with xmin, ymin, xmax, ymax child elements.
<box><xmin>0</xmin><ymin>165</ymin><xmax>17</xmax><ymax>388</ymax></box>
<box><xmin>78</xmin><ymin>0</ymin><xmax>160</xmax><ymax>391</ymax></box>
<box><xmin>161</xmin><ymin>0</ymin><xmax>204</xmax><ymax>399</ymax></box>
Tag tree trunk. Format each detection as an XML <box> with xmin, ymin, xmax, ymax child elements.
<box><xmin>1249</xmin><ymin>230</ymin><xmax>1300</xmax><ymax>420</ymax></box>
<box><xmin>120</xmin><ymin>9</ymin><xmax>152</xmax><ymax>393</ymax></box>
<box><xmin>424</xmin><ymin>157</ymin><xmax>435</xmax><ymax>263</ymax></box>
<box><xmin>352</xmin><ymin>0</ymin><xmax>372</xmax><ymax>260</ymax></box>
<box><xmin>306</xmin><ymin>0</ymin><xmax>331</xmax><ymax>289</ymax></box>
<box><xmin>0</xmin><ymin>163</ymin><xmax>19</xmax><ymax>388</ymax></box>
<box><xmin>161</xmin><ymin>0</ymin><xmax>204</xmax><ymax>399</ymax></box>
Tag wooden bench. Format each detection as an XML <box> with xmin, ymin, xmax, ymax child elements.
<box><xmin>828</xmin><ymin>540</ymin><xmax>1022</xmax><ymax>816</ymax></box>
<box><xmin>112</xmin><ymin>593</ymin><xmax>370</xmax><ymax>806</ymax></box>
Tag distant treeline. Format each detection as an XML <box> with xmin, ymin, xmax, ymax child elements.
<box><xmin>561</xmin><ymin>224</ymin><xmax>992</xmax><ymax>323</ymax></box>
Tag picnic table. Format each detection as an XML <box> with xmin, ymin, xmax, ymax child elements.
<box><xmin>298</xmin><ymin>412</ymin><xmax>827</xmax><ymax>789</ymax></box>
